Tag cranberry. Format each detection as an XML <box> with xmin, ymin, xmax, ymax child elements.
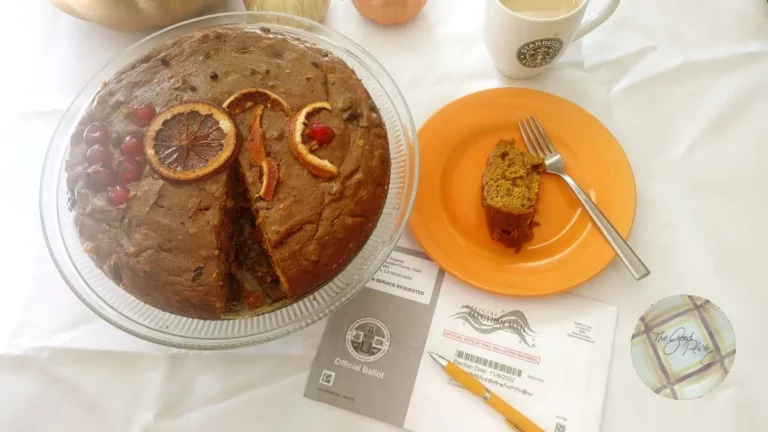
<box><xmin>86</xmin><ymin>146</ymin><xmax>112</xmax><ymax>167</ymax></box>
<box><xmin>121</xmin><ymin>134</ymin><xmax>144</xmax><ymax>158</ymax></box>
<box><xmin>108</xmin><ymin>186</ymin><xmax>131</xmax><ymax>206</ymax></box>
<box><xmin>87</xmin><ymin>167</ymin><xmax>116</xmax><ymax>192</ymax></box>
<box><xmin>132</xmin><ymin>104</ymin><xmax>156</xmax><ymax>127</ymax></box>
<box><xmin>118</xmin><ymin>160</ymin><xmax>143</xmax><ymax>185</ymax></box>
<box><xmin>305</xmin><ymin>123</ymin><xmax>335</xmax><ymax>146</ymax></box>
<box><xmin>83</xmin><ymin>122</ymin><xmax>110</xmax><ymax>147</ymax></box>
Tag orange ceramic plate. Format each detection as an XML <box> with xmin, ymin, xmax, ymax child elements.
<box><xmin>409</xmin><ymin>88</ymin><xmax>637</xmax><ymax>296</ymax></box>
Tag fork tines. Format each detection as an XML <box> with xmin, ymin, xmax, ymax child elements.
<box><xmin>519</xmin><ymin>115</ymin><xmax>556</xmax><ymax>157</ymax></box>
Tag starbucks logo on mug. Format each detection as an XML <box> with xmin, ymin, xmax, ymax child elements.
<box><xmin>516</xmin><ymin>38</ymin><xmax>564</xmax><ymax>68</ymax></box>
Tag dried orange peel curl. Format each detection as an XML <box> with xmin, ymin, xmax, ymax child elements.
<box><xmin>223</xmin><ymin>88</ymin><xmax>292</xmax><ymax>116</ymax></box>
<box><xmin>144</xmin><ymin>102</ymin><xmax>239</xmax><ymax>183</ymax></box>
<box><xmin>286</xmin><ymin>101</ymin><xmax>339</xmax><ymax>179</ymax></box>
<box><xmin>223</xmin><ymin>89</ymin><xmax>292</xmax><ymax>201</ymax></box>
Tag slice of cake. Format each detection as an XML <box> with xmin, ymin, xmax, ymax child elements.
<box><xmin>481</xmin><ymin>139</ymin><xmax>544</xmax><ymax>251</ymax></box>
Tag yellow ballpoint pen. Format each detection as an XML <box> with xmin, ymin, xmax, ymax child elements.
<box><xmin>428</xmin><ymin>352</ymin><xmax>544</xmax><ymax>432</ymax></box>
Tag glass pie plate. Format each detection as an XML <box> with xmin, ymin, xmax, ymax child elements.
<box><xmin>39</xmin><ymin>12</ymin><xmax>418</xmax><ymax>349</ymax></box>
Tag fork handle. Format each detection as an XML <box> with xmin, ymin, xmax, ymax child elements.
<box><xmin>558</xmin><ymin>173</ymin><xmax>650</xmax><ymax>280</ymax></box>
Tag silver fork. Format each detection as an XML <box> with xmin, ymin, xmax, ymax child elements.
<box><xmin>519</xmin><ymin>115</ymin><xmax>650</xmax><ymax>280</ymax></box>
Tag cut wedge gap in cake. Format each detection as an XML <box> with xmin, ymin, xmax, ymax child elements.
<box><xmin>225</xmin><ymin>165</ymin><xmax>288</xmax><ymax>317</ymax></box>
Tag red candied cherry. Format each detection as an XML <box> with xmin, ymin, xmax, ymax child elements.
<box><xmin>86</xmin><ymin>146</ymin><xmax>112</xmax><ymax>167</ymax></box>
<box><xmin>121</xmin><ymin>134</ymin><xmax>144</xmax><ymax>158</ymax></box>
<box><xmin>87</xmin><ymin>167</ymin><xmax>116</xmax><ymax>192</ymax></box>
<box><xmin>83</xmin><ymin>122</ymin><xmax>111</xmax><ymax>147</ymax></box>
<box><xmin>305</xmin><ymin>122</ymin><xmax>335</xmax><ymax>146</ymax></box>
<box><xmin>118</xmin><ymin>160</ymin><xmax>143</xmax><ymax>185</ymax></box>
<box><xmin>108</xmin><ymin>186</ymin><xmax>131</xmax><ymax>206</ymax></box>
<box><xmin>132</xmin><ymin>104</ymin><xmax>157</xmax><ymax>127</ymax></box>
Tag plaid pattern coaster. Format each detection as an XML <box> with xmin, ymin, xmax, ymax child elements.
<box><xmin>631</xmin><ymin>295</ymin><xmax>736</xmax><ymax>400</ymax></box>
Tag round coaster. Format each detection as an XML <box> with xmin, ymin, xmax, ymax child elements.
<box><xmin>631</xmin><ymin>295</ymin><xmax>736</xmax><ymax>400</ymax></box>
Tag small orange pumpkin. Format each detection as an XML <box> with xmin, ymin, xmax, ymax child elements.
<box><xmin>352</xmin><ymin>0</ymin><xmax>427</xmax><ymax>26</ymax></box>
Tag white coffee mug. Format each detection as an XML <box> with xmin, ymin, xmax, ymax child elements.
<box><xmin>485</xmin><ymin>0</ymin><xmax>620</xmax><ymax>79</ymax></box>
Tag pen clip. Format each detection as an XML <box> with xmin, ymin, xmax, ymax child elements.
<box><xmin>505</xmin><ymin>419</ymin><xmax>522</xmax><ymax>432</ymax></box>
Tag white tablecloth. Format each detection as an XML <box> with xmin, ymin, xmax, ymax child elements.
<box><xmin>2</xmin><ymin>0</ymin><xmax>767</xmax><ymax>430</ymax></box>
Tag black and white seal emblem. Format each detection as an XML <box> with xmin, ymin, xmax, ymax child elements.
<box><xmin>346</xmin><ymin>317</ymin><xmax>391</xmax><ymax>362</ymax></box>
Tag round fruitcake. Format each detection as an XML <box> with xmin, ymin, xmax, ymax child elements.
<box><xmin>65</xmin><ymin>26</ymin><xmax>390</xmax><ymax>319</ymax></box>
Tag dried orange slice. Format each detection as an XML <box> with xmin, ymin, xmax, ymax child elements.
<box><xmin>144</xmin><ymin>102</ymin><xmax>239</xmax><ymax>182</ymax></box>
<box><xmin>242</xmin><ymin>100</ymin><xmax>279</xmax><ymax>201</ymax></box>
<box><xmin>260</xmin><ymin>157</ymin><xmax>279</xmax><ymax>201</ymax></box>
<box><xmin>245</xmin><ymin>105</ymin><xmax>268</xmax><ymax>166</ymax></box>
<box><xmin>223</xmin><ymin>88</ymin><xmax>291</xmax><ymax>116</ymax></box>
<box><xmin>286</xmin><ymin>101</ymin><xmax>339</xmax><ymax>179</ymax></box>
<box><xmin>225</xmin><ymin>88</ymin><xmax>292</xmax><ymax>201</ymax></box>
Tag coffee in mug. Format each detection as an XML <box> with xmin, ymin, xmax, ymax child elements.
<box><xmin>499</xmin><ymin>0</ymin><xmax>579</xmax><ymax>19</ymax></box>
